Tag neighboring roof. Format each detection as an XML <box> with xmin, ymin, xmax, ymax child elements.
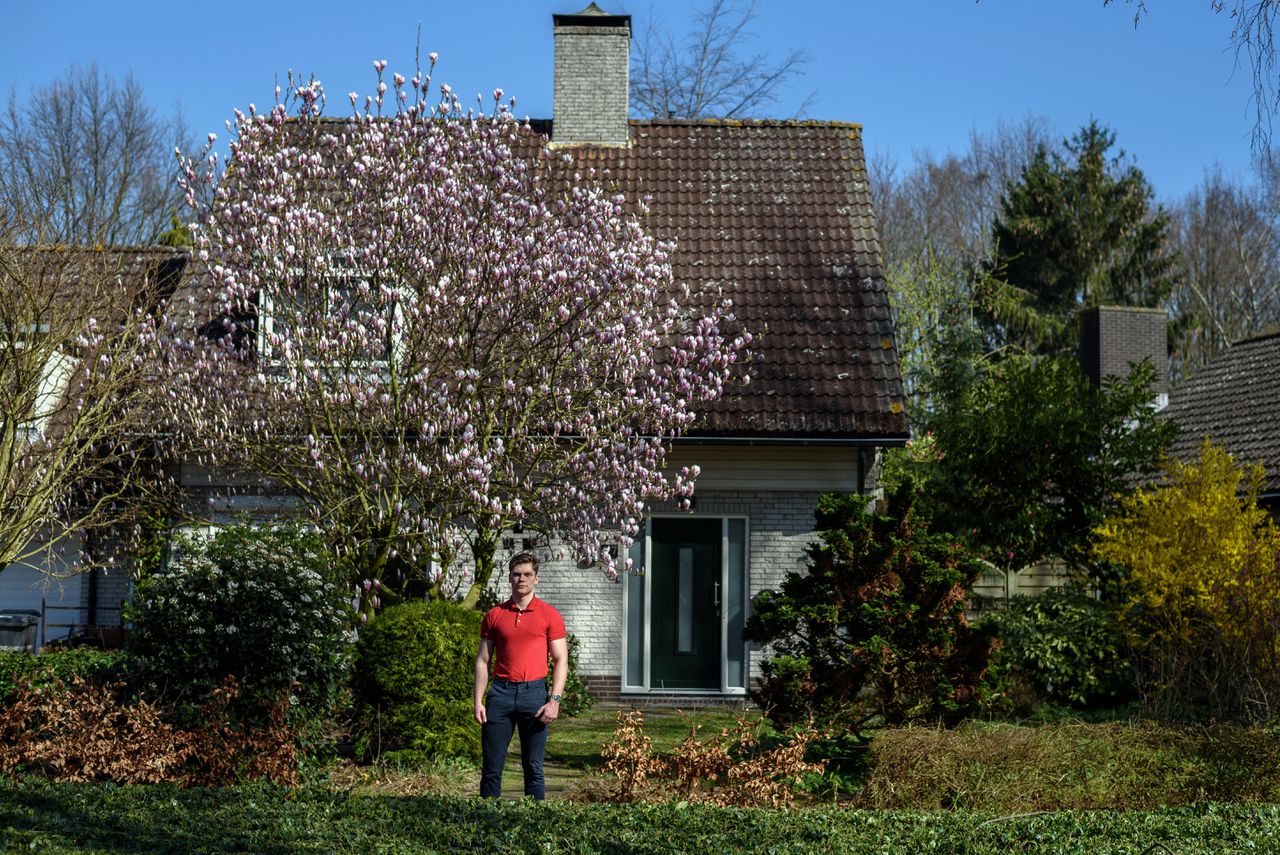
<box><xmin>5</xmin><ymin>245</ymin><xmax>188</xmax><ymax>311</ymax></box>
<box><xmin>1162</xmin><ymin>330</ymin><xmax>1280</xmax><ymax>497</ymax></box>
<box><xmin>2</xmin><ymin>246</ymin><xmax>190</xmax><ymax>442</ymax></box>
<box><xmin>542</xmin><ymin>119</ymin><xmax>908</xmax><ymax>440</ymax></box>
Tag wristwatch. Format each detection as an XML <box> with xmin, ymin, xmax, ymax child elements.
<box><xmin>550</xmin><ymin>693</ymin><xmax>562</xmax><ymax>702</ymax></box>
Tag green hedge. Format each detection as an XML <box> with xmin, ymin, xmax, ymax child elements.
<box><xmin>0</xmin><ymin>648</ymin><xmax>126</xmax><ymax>704</ymax></box>
<box><xmin>979</xmin><ymin>589</ymin><xmax>1135</xmax><ymax>711</ymax></box>
<box><xmin>1</xmin><ymin>782</ymin><xmax>1278</xmax><ymax>854</ymax></box>
<box><xmin>350</xmin><ymin>600</ymin><xmax>483</xmax><ymax>762</ymax></box>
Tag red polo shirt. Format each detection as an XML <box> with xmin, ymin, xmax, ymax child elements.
<box><xmin>480</xmin><ymin>595</ymin><xmax>567</xmax><ymax>681</ymax></box>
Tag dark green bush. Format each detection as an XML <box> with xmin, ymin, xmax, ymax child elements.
<box><xmin>350</xmin><ymin>600</ymin><xmax>482</xmax><ymax>762</ymax></box>
<box><xmin>555</xmin><ymin>634</ymin><xmax>594</xmax><ymax>718</ymax></box>
<box><xmin>745</xmin><ymin>486</ymin><xmax>997</xmax><ymax>739</ymax></box>
<box><xmin>125</xmin><ymin>524</ymin><xmax>353</xmax><ymax>722</ymax></box>
<box><xmin>4</xmin><ymin>781</ymin><xmax>1280</xmax><ymax>852</ymax></box>
<box><xmin>979</xmin><ymin>589</ymin><xmax>1136</xmax><ymax>711</ymax></box>
<box><xmin>0</xmin><ymin>648</ymin><xmax>126</xmax><ymax>704</ymax></box>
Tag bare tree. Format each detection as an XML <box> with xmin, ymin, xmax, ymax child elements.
<box><xmin>0</xmin><ymin>63</ymin><xmax>190</xmax><ymax>246</ymax></box>
<box><xmin>630</xmin><ymin>0</ymin><xmax>812</xmax><ymax>119</ymax></box>
<box><xmin>869</xmin><ymin>117</ymin><xmax>1054</xmax><ymax>416</ymax></box>
<box><xmin>1169</xmin><ymin>165</ymin><xmax>1280</xmax><ymax>380</ymax></box>
<box><xmin>1108</xmin><ymin>1</ymin><xmax>1280</xmax><ymax>153</ymax></box>
<box><xmin>1</xmin><ymin>237</ymin><xmax>183</xmax><ymax>577</ymax></box>
<box><xmin>870</xmin><ymin>117</ymin><xmax>1054</xmax><ymax>272</ymax></box>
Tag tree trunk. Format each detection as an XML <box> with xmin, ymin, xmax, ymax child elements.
<box><xmin>460</xmin><ymin>530</ymin><xmax>498</xmax><ymax>609</ymax></box>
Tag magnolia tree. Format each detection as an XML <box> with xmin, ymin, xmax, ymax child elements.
<box><xmin>166</xmin><ymin>61</ymin><xmax>748</xmax><ymax>611</ymax></box>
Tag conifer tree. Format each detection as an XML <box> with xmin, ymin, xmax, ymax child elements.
<box><xmin>985</xmin><ymin>121</ymin><xmax>1176</xmax><ymax>352</ymax></box>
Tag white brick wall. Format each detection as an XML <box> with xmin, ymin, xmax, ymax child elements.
<box><xmin>510</xmin><ymin>489</ymin><xmax>828</xmax><ymax>680</ymax></box>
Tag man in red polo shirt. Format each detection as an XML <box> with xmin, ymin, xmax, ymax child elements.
<box><xmin>474</xmin><ymin>552</ymin><xmax>568</xmax><ymax>800</ymax></box>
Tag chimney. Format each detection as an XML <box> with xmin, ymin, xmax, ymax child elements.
<box><xmin>552</xmin><ymin>4</ymin><xmax>631</xmax><ymax>147</ymax></box>
<box><xmin>1079</xmin><ymin>306</ymin><xmax>1169</xmax><ymax>409</ymax></box>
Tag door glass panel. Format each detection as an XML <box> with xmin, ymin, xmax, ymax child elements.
<box><xmin>725</xmin><ymin>518</ymin><xmax>747</xmax><ymax>690</ymax></box>
<box><xmin>677</xmin><ymin>547</ymin><xmax>694</xmax><ymax>653</ymax></box>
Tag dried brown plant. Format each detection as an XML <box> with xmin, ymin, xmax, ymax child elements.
<box><xmin>598</xmin><ymin>709</ymin><xmax>824</xmax><ymax>808</ymax></box>
<box><xmin>0</xmin><ymin>675</ymin><xmax>299</xmax><ymax>787</ymax></box>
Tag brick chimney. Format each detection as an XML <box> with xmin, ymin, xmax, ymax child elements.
<box><xmin>552</xmin><ymin>4</ymin><xmax>631</xmax><ymax>147</ymax></box>
<box><xmin>1078</xmin><ymin>306</ymin><xmax>1169</xmax><ymax>409</ymax></box>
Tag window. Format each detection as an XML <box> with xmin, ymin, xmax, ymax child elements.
<box><xmin>258</xmin><ymin>274</ymin><xmax>401</xmax><ymax>367</ymax></box>
<box><xmin>1</xmin><ymin>322</ymin><xmax>74</xmax><ymax>444</ymax></box>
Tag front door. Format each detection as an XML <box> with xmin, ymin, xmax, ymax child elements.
<box><xmin>649</xmin><ymin>517</ymin><xmax>721</xmax><ymax>690</ymax></box>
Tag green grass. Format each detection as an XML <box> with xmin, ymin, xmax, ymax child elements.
<box><xmin>860</xmin><ymin>719</ymin><xmax>1280</xmax><ymax>810</ymax></box>
<box><xmin>3</xmin><ymin>780</ymin><xmax>1280</xmax><ymax>853</ymax></box>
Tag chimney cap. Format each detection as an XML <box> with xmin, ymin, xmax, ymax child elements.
<box><xmin>554</xmin><ymin>3</ymin><xmax>631</xmax><ymax>30</ymax></box>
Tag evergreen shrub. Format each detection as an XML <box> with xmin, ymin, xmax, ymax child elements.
<box><xmin>745</xmin><ymin>486</ymin><xmax>997</xmax><ymax>740</ymax></box>
<box><xmin>125</xmin><ymin>524</ymin><xmax>353</xmax><ymax>722</ymax></box>
<box><xmin>351</xmin><ymin>600</ymin><xmax>482</xmax><ymax>762</ymax></box>
<box><xmin>980</xmin><ymin>590</ymin><xmax>1135</xmax><ymax>711</ymax></box>
<box><xmin>555</xmin><ymin>634</ymin><xmax>594</xmax><ymax>718</ymax></box>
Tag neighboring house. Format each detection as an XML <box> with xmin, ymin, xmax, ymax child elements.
<box><xmin>0</xmin><ymin>247</ymin><xmax>188</xmax><ymax>648</ymax></box>
<box><xmin>1161</xmin><ymin>329</ymin><xmax>1280</xmax><ymax>507</ymax></box>
<box><xmin>6</xmin><ymin>6</ymin><xmax>910</xmax><ymax>702</ymax></box>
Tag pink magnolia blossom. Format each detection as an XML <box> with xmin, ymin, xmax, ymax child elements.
<box><xmin>164</xmin><ymin>61</ymin><xmax>747</xmax><ymax>610</ymax></box>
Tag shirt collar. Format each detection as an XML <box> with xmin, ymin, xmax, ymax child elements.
<box><xmin>504</xmin><ymin>595</ymin><xmax>538</xmax><ymax>612</ymax></box>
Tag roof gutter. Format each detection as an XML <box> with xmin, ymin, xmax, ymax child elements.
<box><xmin>673</xmin><ymin>434</ymin><xmax>910</xmax><ymax>447</ymax></box>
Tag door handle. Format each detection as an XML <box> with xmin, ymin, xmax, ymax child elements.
<box><xmin>713</xmin><ymin>581</ymin><xmax>721</xmax><ymax>610</ymax></box>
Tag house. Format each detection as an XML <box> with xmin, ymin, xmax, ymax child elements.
<box><xmin>510</xmin><ymin>6</ymin><xmax>908</xmax><ymax>702</ymax></box>
<box><xmin>1160</xmin><ymin>329</ymin><xmax>1280</xmax><ymax>506</ymax></box>
<box><xmin>0</xmin><ymin>246</ymin><xmax>188</xmax><ymax>648</ymax></box>
<box><xmin>5</xmin><ymin>5</ymin><xmax>909</xmax><ymax>703</ymax></box>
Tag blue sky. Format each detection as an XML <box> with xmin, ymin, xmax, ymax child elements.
<box><xmin>0</xmin><ymin>1</ymin><xmax>1259</xmax><ymax>201</ymax></box>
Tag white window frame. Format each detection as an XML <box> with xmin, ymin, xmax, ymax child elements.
<box><xmin>257</xmin><ymin>270</ymin><xmax>404</xmax><ymax>368</ymax></box>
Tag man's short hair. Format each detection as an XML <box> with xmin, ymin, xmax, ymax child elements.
<box><xmin>508</xmin><ymin>552</ymin><xmax>539</xmax><ymax>575</ymax></box>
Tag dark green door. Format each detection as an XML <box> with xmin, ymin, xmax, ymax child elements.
<box><xmin>650</xmin><ymin>517</ymin><xmax>721</xmax><ymax>690</ymax></box>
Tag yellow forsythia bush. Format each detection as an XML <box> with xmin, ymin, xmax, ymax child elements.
<box><xmin>1094</xmin><ymin>441</ymin><xmax>1280</xmax><ymax>721</ymax></box>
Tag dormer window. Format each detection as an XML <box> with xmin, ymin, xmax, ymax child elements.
<box><xmin>257</xmin><ymin>269</ymin><xmax>401</xmax><ymax>368</ymax></box>
<box><xmin>1</xmin><ymin>321</ymin><xmax>75</xmax><ymax>444</ymax></box>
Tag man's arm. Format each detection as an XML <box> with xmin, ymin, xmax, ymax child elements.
<box><xmin>474</xmin><ymin>637</ymin><xmax>494</xmax><ymax>725</ymax></box>
<box><xmin>537</xmin><ymin>637</ymin><xmax>569</xmax><ymax>724</ymax></box>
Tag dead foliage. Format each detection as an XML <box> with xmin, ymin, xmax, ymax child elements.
<box><xmin>324</xmin><ymin>756</ymin><xmax>478</xmax><ymax>797</ymax></box>
<box><xmin>596</xmin><ymin>709</ymin><xmax>823</xmax><ymax>808</ymax></box>
<box><xmin>858</xmin><ymin>720</ymin><xmax>1280</xmax><ymax>811</ymax></box>
<box><xmin>0</xmin><ymin>675</ymin><xmax>299</xmax><ymax>786</ymax></box>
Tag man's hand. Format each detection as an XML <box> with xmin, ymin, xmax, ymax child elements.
<box><xmin>475</xmin><ymin>703</ymin><xmax>488</xmax><ymax>725</ymax></box>
<box><xmin>535</xmin><ymin>698</ymin><xmax>560</xmax><ymax>724</ymax></box>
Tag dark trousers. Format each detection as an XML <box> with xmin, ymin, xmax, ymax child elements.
<box><xmin>480</xmin><ymin>678</ymin><xmax>549</xmax><ymax>800</ymax></box>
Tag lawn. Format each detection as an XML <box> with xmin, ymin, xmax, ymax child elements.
<box><xmin>3</xmin><ymin>781</ymin><xmax>1279</xmax><ymax>854</ymax></box>
<box><xmin>7</xmin><ymin>707</ymin><xmax>1280</xmax><ymax>852</ymax></box>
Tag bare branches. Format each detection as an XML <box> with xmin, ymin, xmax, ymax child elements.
<box><xmin>0</xmin><ymin>63</ymin><xmax>190</xmax><ymax>246</ymax></box>
<box><xmin>1106</xmin><ymin>1</ymin><xmax>1280</xmax><ymax>155</ymax></box>
<box><xmin>0</xmin><ymin>241</ymin><xmax>183</xmax><ymax>573</ymax></box>
<box><xmin>630</xmin><ymin>0</ymin><xmax>812</xmax><ymax>119</ymax></box>
<box><xmin>1217</xmin><ymin>1</ymin><xmax>1280</xmax><ymax>152</ymax></box>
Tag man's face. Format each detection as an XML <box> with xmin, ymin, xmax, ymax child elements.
<box><xmin>509</xmin><ymin>563</ymin><xmax>538</xmax><ymax>598</ymax></box>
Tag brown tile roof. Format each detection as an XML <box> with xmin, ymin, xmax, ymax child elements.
<box><xmin>1161</xmin><ymin>330</ymin><xmax>1280</xmax><ymax>497</ymax></box>
<box><xmin>183</xmin><ymin>118</ymin><xmax>909</xmax><ymax>442</ymax></box>
<box><xmin>542</xmin><ymin>119</ymin><xmax>908</xmax><ymax>440</ymax></box>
